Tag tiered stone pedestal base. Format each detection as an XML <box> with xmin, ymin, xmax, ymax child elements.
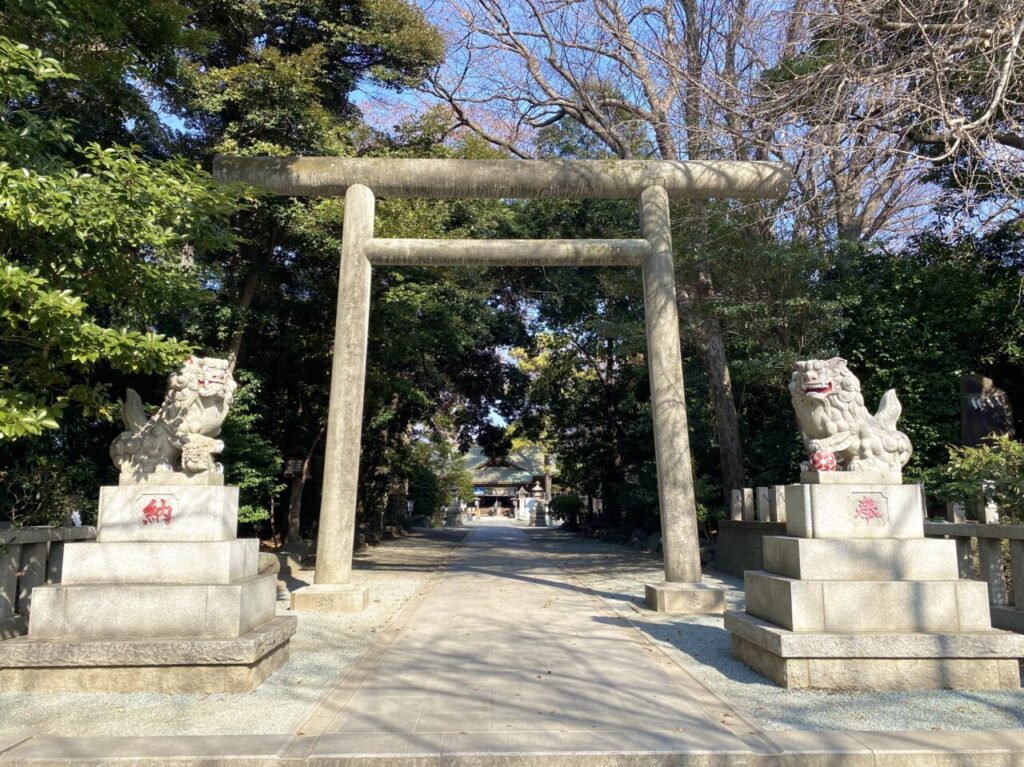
<box><xmin>726</xmin><ymin>612</ymin><xmax>1021</xmax><ymax>690</ymax></box>
<box><xmin>725</xmin><ymin>472</ymin><xmax>1024</xmax><ymax>691</ymax></box>
<box><xmin>0</xmin><ymin>479</ymin><xmax>295</xmax><ymax>692</ymax></box>
<box><xmin>445</xmin><ymin>504</ymin><xmax>462</xmax><ymax>528</ymax></box>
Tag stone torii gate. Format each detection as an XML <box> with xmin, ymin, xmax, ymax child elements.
<box><xmin>214</xmin><ymin>157</ymin><xmax>791</xmax><ymax>614</ymax></box>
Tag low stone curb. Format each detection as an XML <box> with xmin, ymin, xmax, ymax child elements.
<box><xmin>3</xmin><ymin>729</ymin><xmax>1024</xmax><ymax>766</ymax></box>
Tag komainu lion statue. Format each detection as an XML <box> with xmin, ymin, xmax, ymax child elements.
<box><xmin>110</xmin><ymin>356</ymin><xmax>237</xmax><ymax>477</ymax></box>
<box><xmin>790</xmin><ymin>357</ymin><xmax>912</xmax><ymax>473</ymax></box>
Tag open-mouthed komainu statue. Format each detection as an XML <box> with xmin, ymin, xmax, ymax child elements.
<box><xmin>110</xmin><ymin>356</ymin><xmax>236</xmax><ymax>478</ymax></box>
<box><xmin>790</xmin><ymin>357</ymin><xmax>912</xmax><ymax>473</ymax></box>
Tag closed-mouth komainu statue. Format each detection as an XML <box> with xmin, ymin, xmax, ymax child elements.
<box><xmin>789</xmin><ymin>357</ymin><xmax>912</xmax><ymax>473</ymax></box>
<box><xmin>109</xmin><ymin>356</ymin><xmax>236</xmax><ymax>477</ymax></box>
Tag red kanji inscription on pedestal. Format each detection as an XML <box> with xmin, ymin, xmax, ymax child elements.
<box><xmin>853</xmin><ymin>496</ymin><xmax>883</xmax><ymax>522</ymax></box>
<box><xmin>142</xmin><ymin>498</ymin><xmax>173</xmax><ymax>525</ymax></box>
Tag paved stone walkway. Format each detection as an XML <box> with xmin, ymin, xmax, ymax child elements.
<box><xmin>2</xmin><ymin>520</ymin><xmax>1023</xmax><ymax>765</ymax></box>
<box><xmin>295</xmin><ymin>521</ymin><xmax>765</xmax><ymax>757</ymax></box>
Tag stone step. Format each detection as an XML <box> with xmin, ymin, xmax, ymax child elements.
<box><xmin>724</xmin><ymin>611</ymin><xmax>1024</xmax><ymax>658</ymax></box>
<box><xmin>0</xmin><ymin>617</ymin><xmax>296</xmax><ymax>693</ymax></box>
<box><xmin>27</xmin><ymin>574</ymin><xmax>276</xmax><ymax>640</ymax></box>
<box><xmin>0</xmin><ymin>615</ymin><xmax>296</xmax><ymax>668</ymax></box>
<box><xmin>785</xmin><ymin>482</ymin><xmax>925</xmax><ymax>539</ymax></box>
<box><xmin>725</xmin><ymin>611</ymin><xmax>1023</xmax><ymax>691</ymax></box>
<box><xmin>61</xmin><ymin>540</ymin><xmax>259</xmax><ymax>585</ymax></box>
<box><xmin>744</xmin><ymin>570</ymin><xmax>992</xmax><ymax>633</ymax></box>
<box><xmin>762</xmin><ymin>536</ymin><xmax>959</xmax><ymax>581</ymax></box>
<box><xmin>97</xmin><ymin>485</ymin><xmax>239</xmax><ymax>543</ymax></box>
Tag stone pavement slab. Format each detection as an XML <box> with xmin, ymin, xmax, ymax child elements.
<box><xmin>0</xmin><ymin>739</ymin><xmax>28</xmax><ymax>758</ymax></box>
<box><xmin>6</xmin><ymin>730</ymin><xmax>1024</xmax><ymax>767</ymax></box>
<box><xmin>1</xmin><ymin>734</ymin><xmax>292</xmax><ymax>765</ymax></box>
<box><xmin>755</xmin><ymin>730</ymin><xmax>874</xmax><ymax>767</ymax></box>
<box><xmin>300</xmin><ymin>523</ymin><xmax>761</xmax><ymax>746</ymax></box>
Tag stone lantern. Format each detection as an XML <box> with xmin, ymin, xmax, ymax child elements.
<box><xmin>445</xmin><ymin>483</ymin><xmax>461</xmax><ymax>528</ymax></box>
<box><xmin>530</xmin><ymin>481</ymin><xmax>546</xmax><ymax>527</ymax></box>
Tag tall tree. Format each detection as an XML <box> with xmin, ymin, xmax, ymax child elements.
<box><xmin>0</xmin><ymin>33</ymin><xmax>241</xmax><ymax>440</ymax></box>
<box><xmin>760</xmin><ymin>0</ymin><xmax>1024</xmax><ymax>224</ymax></box>
<box><xmin>0</xmin><ymin>0</ymin><xmax>199</xmax><ymax>149</ymax></box>
<box><xmin>422</xmin><ymin>0</ymin><xmax>781</xmax><ymax>496</ymax></box>
<box><xmin>421</xmin><ymin>0</ymin><xmax>1019</xmax><ymax>498</ymax></box>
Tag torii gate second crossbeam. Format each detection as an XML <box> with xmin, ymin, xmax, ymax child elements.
<box><xmin>213</xmin><ymin>157</ymin><xmax>792</xmax><ymax>614</ymax></box>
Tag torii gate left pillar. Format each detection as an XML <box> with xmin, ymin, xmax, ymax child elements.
<box><xmin>214</xmin><ymin>157</ymin><xmax>791</xmax><ymax>614</ymax></box>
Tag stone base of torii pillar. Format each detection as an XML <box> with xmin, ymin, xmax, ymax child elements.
<box><xmin>645</xmin><ymin>582</ymin><xmax>728</xmax><ymax>613</ymax></box>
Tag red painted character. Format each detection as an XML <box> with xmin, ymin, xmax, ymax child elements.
<box><xmin>853</xmin><ymin>496</ymin><xmax>883</xmax><ymax>521</ymax></box>
<box><xmin>142</xmin><ymin>498</ymin><xmax>173</xmax><ymax>525</ymax></box>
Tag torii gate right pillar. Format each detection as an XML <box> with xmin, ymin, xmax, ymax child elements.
<box><xmin>641</xmin><ymin>185</ymin><xmax>726</xmax><ymax>613</ymax></box>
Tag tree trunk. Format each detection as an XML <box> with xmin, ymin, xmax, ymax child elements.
<box><xmin>284</xmin><ymin>425</ymin><xmax>325</xmax><ymax>545</ymax></box>
<box><xmin>228</xmin><ymin>268</ymin><xmax>260</xmax><ymax>362</ymax></box>
<box><xmin>695</xmin><ymin>315</ymin><xmax>746</xmax><ymax>499</ymax></box>
<box><xmin>227</xmin><ymin>221</ymin><xmax>280</xmax><ymax>362</ymax></box>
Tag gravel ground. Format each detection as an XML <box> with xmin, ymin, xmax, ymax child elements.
<box><xmin>526</xmin><ymin>528</ymin><xmax>1024</xmax><ymax>732</ymax></box>
<box><xmin>0</xmin><ymin>529</ymin><xmax>465</xmax><ymax>737</ymax></box>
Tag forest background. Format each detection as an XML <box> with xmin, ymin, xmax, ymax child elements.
<box><xmin>2</xmin><ymin>0</ymin><xmax>1023</xmax><ymax>538</ymax></box>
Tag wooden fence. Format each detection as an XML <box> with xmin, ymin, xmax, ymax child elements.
<box><xmin>0</xmin><ymin>526</ymin><xmax>96</xmax><ymax>639</ymax></box>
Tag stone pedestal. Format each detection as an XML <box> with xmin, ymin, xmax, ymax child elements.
<box><xmin>0</xmin><ymin>481</ymin><xmax>295</xmax><ymax>692</ymax></box>
<box><xmin>290</xmin><ymin>583</ymin><xmax>369</xmax><ymax>613</ymax></box>
<box><xmin>445</xmin><ymin>504</ymin><xmax>462</xmax><ymax>528</ymax></box>
<box><xmin>530</xmin><ymin>505</ymin><xmax>547</xmax><ymax>527</ymax></box>
<box><xmin>726</xmin><ymin>473</ymin><xmax>1024</xmax><ymax>690</ymax></box>
<box><xmin>645</xmin><ymin>581</ymin><xmax>727</xmax><ymax>614</ymax></box>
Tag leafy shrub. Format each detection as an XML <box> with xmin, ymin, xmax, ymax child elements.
<box><xmin>927</xmin><ymin>436</ymin><xmax>1024</xmax><ymax>522</ymax></box>
<box><xmin>549</xmin><ymin>493</ymin><xmax>583</xmax><ymax>520</ymax></box>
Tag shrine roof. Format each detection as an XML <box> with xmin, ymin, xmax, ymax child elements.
<box><xmin>464</xmin><ymin>446</ymin><xmax>555</xmax><ymax>487</ymax></box>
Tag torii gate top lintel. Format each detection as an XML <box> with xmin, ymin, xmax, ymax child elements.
<box><xmin>214</xmin><ymin>154</ymin><xmax>792</xmax><ymax>616</ymax></box>
<box><xmin>212</xmin><ymin>156</ymin><xmax>791</xmax><ymax>201</ymax></box>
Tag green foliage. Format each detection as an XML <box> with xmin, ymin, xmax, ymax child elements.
<box><xmin>926</xmin><ymin>436</ymin><xmax>1024</xmax><ymax>522</ymax></box>
<box><xmin>0</xmin><ymin>449</ymin><xmax>97</xmax><ymax>526</ymax></box>
<box><xmin>692</xmin><ymin>476</ymin><xmax>725</xmax><ymax>534</ymax></box>
<box><xmin>0</xmin><ymin>257</ymin><xmax>195</xmax><ymax>437</ymax></box>
<box><xmin>761</xmin><ymin>44</ymin><xmax>838</xmax><ymax>85</ymax></box>
<box><xmin>1</xmin><ymin>0</ymin><xmax>199</xmax><ymax>147</ymax></box>
<box><xmin>686</xmin><ymin>205</ymin><xmax>845</xmax><ymax>488</ymax></box>
<box><xmin>158</xmin><ymin>3</ymin><xmax>515</xmax><ymax>535</ymax></box>
<box><xmin>0</xmin><ymin>35</ymin><xmax>244</xmax><ymax>439</ymax></box>
<box><xmin>821</xmin><ymin>232</ymin><xmax>1024</xmax><ymax>469</ymax></box>
<box><xmin>406</xmin><ymin>458</ymin><xmax>444</xmax><ymax>521</ymax></box>
<box><xmin>172</xmin><ymin>0</ymin><xmax>444</xmax><ymax>157</ymax></box>
<box><xmin>548</xmin><ymin>493</ymin><xmax>582</xmax><ymax>519</ymax></box>
<box><xmin>398</xmin><ymin>438</ymin><xmax>472</xmax><ymax>524</ymax></box>
<box><xmin>221</xmin><ymin>372</ymin><xmax>285</xmax><ymax>526</ymax></box>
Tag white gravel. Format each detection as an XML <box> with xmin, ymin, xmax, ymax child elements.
<box><xmin>0</xmin><ymin>531</ymin><xmax>461</xmax><ymax>737</ymax></box>
<box><xmin>526</xmin><ymin>529</ymin><xmax>1024</xmax><ymax>732</ymax></box>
